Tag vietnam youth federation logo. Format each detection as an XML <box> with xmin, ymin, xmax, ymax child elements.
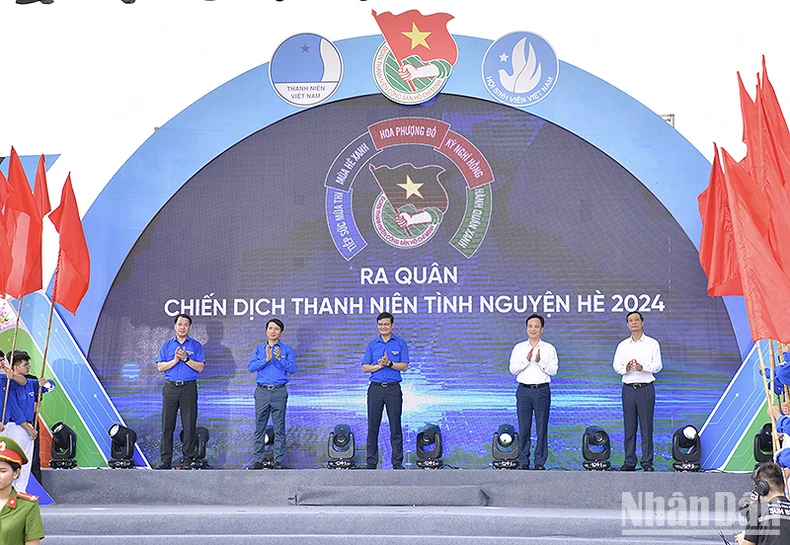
<box><xmin>270</xmin><ymin>33</ymin><xmax>343</xmax><ymax>107</ymax></box>
<box><xmin>324</xmin><ymin>117</ymin><xmax>495</xmax><ymax>259</ymax></box>
<box><xmin>482</xmin><ymin>32</ymin><xmax>559</xmax><ymax>107</ymax></box>
<box><xmin>371</xmin><ymin>10</ymin><xmax>458</xmax><ymax>105</ymax></box>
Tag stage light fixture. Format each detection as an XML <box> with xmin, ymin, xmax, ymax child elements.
<box><xmin>16</xmin><ymin>0</ymin><xmax>54</xmax><ymax>4</ymax></box>
<box><xmin>416</xmin><ymin>423</ymin><xmax>443</xmax><ymax>469</ymax></box>
<box><xmin>492</xmin><ymin>423</ymin><xmax>519</xmax><ymax>469</ymax></box>
<box><xmin>108</xmin><ymin>423</ymin><xmax>137</xmax><ymax>468</ymax></box>
<box><xmin>49</xmin><ymin>422</ymin><xmax>78</xmax><ymax>469</ymax></box>
<box><xmin>255</xmin><ymin>425</ymin><xmax>277</xmax><ymax>469</ymax></box>
<box><xmin>582</xmin><ymin>426</ymin><xmax>611</xmax><ymax>470</ymax></box>
<box><xmin>179</xmin><ymin>427</ymin><xmax>211</xmax><ymax>469</ymax></box>
<box><xmin>754</xmin><ymin>423</ymin><xmax>773</xmax><ymax>465</ymax></box>
<box><xmin>672</xmin><ymin>425</ymin><xmax>701</xmax><ymax>471</ymax></box>
<box><xmin>121</xmin><ymin>0</ymin><xmax>136</xmax><ymax>3</ymax></box>
<box><xmin>327</xmin><ymin>424</ymin><xmax>355</xmax><ymax>469</ymax></box>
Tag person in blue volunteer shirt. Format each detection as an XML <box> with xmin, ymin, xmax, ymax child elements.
<box><xmin>248</xmin><ymin>318</ymin><xmax>296</xmax><ymax>469</ymax></box>
<box><xmin>156</xmin><ymin>313</ymin><xmax>205</xmax><ymax>470</ymax></box>
<box><xmin>362</xmin><ymin>312</ymin><xmax>410</xmax><ymax>469</ymax></box>
<box><xmin>2</xmin><ymin>351</ymin><xmax>55</xmax><ymax>493</ymax></box>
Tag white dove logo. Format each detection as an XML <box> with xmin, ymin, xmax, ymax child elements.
<box><xmin>498</xmin><ymin>38</ymin><xmax>542</xmax><ymax>94</ymax></box>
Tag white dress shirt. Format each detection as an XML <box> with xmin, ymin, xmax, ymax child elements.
<box><xmin>612</xmin><ymin>334</ymin><xmax>662</xmax><ymax>383</ymax></box>
<box><xmin>509</xmin><ymin>339</ymin><xmax>559</xmax><ymax>385</ymax></box>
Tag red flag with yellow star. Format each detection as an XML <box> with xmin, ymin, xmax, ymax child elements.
<box><xmin>372</xmin><ymin>10</ymin><xmax>458</xmax><ymax>65</ymax></box>
<box><xmin>369</xmin><ymin>163</ymin><xmax>449</xmax><ymax>213</ymax></box>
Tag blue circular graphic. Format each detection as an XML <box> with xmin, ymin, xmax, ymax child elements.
<box><xmin>270</xmin><ymin>33</ymin><xmax>343</xmax><ymax>107</ymax></box>
<box><xmin>482</xmin><ymin>32</ymin><xmax>559</xmax><ymax>107</ymax></box>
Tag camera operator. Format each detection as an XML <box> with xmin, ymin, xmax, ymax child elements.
<box><xmin>735</xmin><ymin>462</ymin><xmax>790</xmax><ymax>544</ymax></box>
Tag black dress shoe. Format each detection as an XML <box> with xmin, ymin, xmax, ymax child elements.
<box><xmin>393</xmin><ymin>464</ymin><xmax>405</xmax><ymax>469</ymax></box>
<box><xmin>365</xmin><ymin>465</ymin><xmax>377</xmax><ymax>470</ymax></box>
<box><xmin>249</xmin><ymin>461</ymin><xmax>265</xmax><ymax>469</ymax></box>
<box><xmin>642</xmin><ymin>466</ymin><xmax>655</xmax><ymax>472</ymax></box>
<box><xmin>618</xmin><ymin>464</ymin><xmax>636</xmax><ymax>471</ymax></box>
<box><xmin>518</xmin><ymin>464</ymin><xmax>530</xmax><ymax>470</ymax></box>
<box><xmin>534</xmin><ymin>464</ymin><xmax>545</xmax><ymax>470</ymax></box>
<box><xmin>156</xmin><ymin>462</ymin><xmax>172</xmax><ymax>470</ymax></box>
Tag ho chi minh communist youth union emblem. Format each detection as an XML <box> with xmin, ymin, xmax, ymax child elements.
<box><xmin>324</xmin><ymin>117</ymin><xmax>495</xmax><ymax>259</ymax></box>
<box><xmin>371</xmin><ymin>10</ymin><xmax>458</xmax><ymax>105</ymax></box>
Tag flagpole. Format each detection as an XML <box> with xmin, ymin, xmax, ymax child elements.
<box><xmin>2</xmin><ymin>294</ymin><xmax>24</xmax><ymax>424</ymax></box>
<box><xmin>757</xmin><ymin>341</ymin><xmax>781</xmax><ymax>453</ymax></box>
<box><xmin>33</xmin><ymin>298</ymin><xmax>55</xmax><ymax>433</ymax></box>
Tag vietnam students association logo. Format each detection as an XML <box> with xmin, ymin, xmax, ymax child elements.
<box><xmin>482</xmin><ymin>31</ymin><xmax>559</xmax><ymax>107</ymax></box>
<box><xmin>371</xmin><ymin>10</ymin><xmax>458</xmax><ymax>105</ymax></box>
<box><xmin>325</xmin><ymin>117</ymin><xmax>495</xmax><ymax>260</ymax></box>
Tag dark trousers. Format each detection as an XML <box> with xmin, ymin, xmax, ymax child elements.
<box><xmin>366</xmin><ymin>382</ymin><xmax>403</xmax><ymax>468</ymax></box>
<box><xmin>253</xmin><ymin>385</ymin><xmax>288</xmax><ymax>463</ymax></box>
<box><xmin>160</xmin><ymin>381</ymin><xmax>198</xmax><ymax>464</ymax></box>
<box><xmin>622</xmin><ymin>383</ymin><xmax>655</xmax><ymax>467</ymax></box>
<box><xmin>516</xmin><ymin>384</ymin><xmax>551</xmax><ymax>466</ymax></box>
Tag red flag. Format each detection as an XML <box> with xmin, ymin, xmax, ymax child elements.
<box><xmin>0</xmin><ymin>171</ymin><xmax>13</xmax><ymax>298</ymax></box>
<box><xmin>759</xmin><ymin>57</ymin><xmax>790</xmax><ymax>164</ymax></box>
<box><xmin>49</xmin><ymin>174</ymin><xmax>90</xmax><ymax>314</ymax></box>
<box><xmin>737</xmin><ymin>72</ymin><xmax>758</xmax><ymax>156</ymax></box>
<box><xmin>34</xmin><ymin>154</ymin><xmax>51</xmax><ymax>217</ymax></box>
<box><xmin>721</xmin><ymin>149</ymin><xmax>790</xmax><ymax>342</ymax></box>
<box><xmin>4</xmin><ymin>147</ymin><xmax>43</xmax><ymax>299</ymax></box>
<box><xmin>372</xmin><ymin>10</ymin><xmax>458</xmax><ymax>65</ymax></box>
<box><xmin>698</xmin><ymin>146</ymin><xmax>742</xmax><ymax>296</ymax></box>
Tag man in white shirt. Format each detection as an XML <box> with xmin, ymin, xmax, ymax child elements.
<box><xmin>509</xmin><ymin>314</ymin><xmax>559</xmax><ymax>470</ymax></box>
<box><xmin>612</xmin><ymin>311</ymin><xmax>662</xmax><ymax>471</ymax></box>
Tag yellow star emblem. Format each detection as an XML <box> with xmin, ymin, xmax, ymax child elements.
<box><xmin>0</xmin><ymin>441</ymin><xmax>5</xmax><ymax>451</ymax></box>
<box><xmin>402</xmin><ymin>23</ymin><xmax>431</xmax><ymax>50</ymax></box>
<box><xmin>397</xmin><ymin>175</ymin><xmax>424</xmax><ymax>199</ymax></box>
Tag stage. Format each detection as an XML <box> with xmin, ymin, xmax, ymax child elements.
<box><xmin>40</xmin><ymin>467</ymin><xmax>752</xmax><ymax>544</ymax></box>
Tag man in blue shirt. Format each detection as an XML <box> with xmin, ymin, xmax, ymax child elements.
<box><xmin>248</xmin><ymin>318</ymin><xmax>296</xmax><ymax>469</ymax></box>
<box><xmin>3</xmin><ymin>350</ymin><xmax>55</xmax><ymax>492</ymax></box>
<box><xmin>362</xmin><ymin>312</ymin><xmax>410</xmax><ymax>469</ymax></box>
<box><xmin>156</xmin><ymin>313</ymin><xmax>205</xmax><ymax>470</ymax></box>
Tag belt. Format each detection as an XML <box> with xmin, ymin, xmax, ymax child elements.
<box><xmin>371</xmin><ymin>381</ymin><xmax>400</xmax><ymax>388</ymax></box>
<box><xmin>624</xmin><ymin>382</ymin><xmax>652</xmax><ymax>389</ymax></box>
<box><xmin>167</xmin><ymin>380</ymin><xmax>195</xmax><ymax>387</ymax></box>
<box><xmin>519</xmin><ymin>382</ymin><xmax>549</xmax><ymax>389</ymax></box>
<box><xmin>257</xmin><ymin>383</ymin><xmax>286</xmax><ymax>390</ymax></box>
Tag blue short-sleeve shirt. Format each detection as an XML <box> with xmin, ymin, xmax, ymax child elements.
<box><xmin>362</xmin><ymin>335</ymin><xmax>409</xmax><ymax>383</ymax></box>
<box><xmin>157</xmin><ymin>336</ymin><xmax>205</xmax><ymax>382</ymax></box>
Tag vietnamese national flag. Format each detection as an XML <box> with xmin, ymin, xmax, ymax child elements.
<box><xmin>698</xmin><ymin>146</ymin><xmax>742</xmax><ymax>297</ymax></box>
<box><xmin>369</xmin><ymin>163</ymin><xmax>449</xmax><ymax>213</ymax></box>
<box><xmin>721</xmin><ymin>149</ymin><xmax>790</xmax><ymax>343</ymax></box>
<box><xmin>0</xmin><ymin>171</ymin><xmax>14</xmax><ymax>298</ymax></box>
<box><xmin>49</xmin><ymin>174</ymin><xmax>90</xmax><ymax>315</ymax></box>
<box><xmin>4</xmin><ymin>147</ymin><xmax>43</xmax><ymax>299</ymax></box>
<box><xmin>372</xmin><ymin>10</ymin><xmax>458</xmax><ymax>65</ymax></box>
<box><xmin>34</xmin><ymin>154</ymin><xmax>51</xmax><ymax>218</ymax></box>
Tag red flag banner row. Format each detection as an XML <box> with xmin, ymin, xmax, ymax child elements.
<box><xmin>1</xmin><ymin>147</ymin><xmax>90</xmax><ymax>315</ymax></box>
<box><xmin>698</xmin><ymin>58</ymin><xmax>790</xmax><ymax>342</ymax></box>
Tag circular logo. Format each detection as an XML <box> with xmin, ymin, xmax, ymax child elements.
<box><xmin>270</xmin><ymin>33</ymin><xmax>343</xmax><ymax>107</ymax></box>
<box><xmin>372</xmin><ymin>42</ymin><xmax>452</xmax><ymax>106</ymax></box>
<box><xmin>482</xmin><ymin>32</ymin><xmax>559</xmax><ymax>107</ymax></box>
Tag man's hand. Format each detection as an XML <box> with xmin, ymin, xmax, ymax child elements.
<box><xmin>273</xmin><ymin>346</ymin><xmax>281</xmax><ymax>360</ymax></box>
<box><xmin>768</xmin><ymin>404</ymin><xmax>783</xmax><ymax>420</ymax></box>
<box><xmin>175</xmin><ymin>347</ymin><xmax>186</xmax><ymax>362</ymax></box>
<box><xmin>782</xmin><ymin>401</ymin><xmax>790</xmax><ymax>415</ymax></box>
<box><xmin>266</xmin><ymin>345</ymin><xmax>273</xmax><ymax>361</ymax></box>
<box><xmin>0</xmin><ymin>422</ymin><xmax>5</xmax><ymax>432</ymax></box>
<box><xmin>22</xmin><ymin>422</ymin><xmax>38</xmax><ymax>440</ymax></box>
<box><xmin>534</xmin><ymin>348</ymin><xmax>541</xmax><ymax>363</ymax></box>
<box><xmin>378</xmin><ymin>354</ymin><xmax>390</xmax><ymax>368</ymax></box>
